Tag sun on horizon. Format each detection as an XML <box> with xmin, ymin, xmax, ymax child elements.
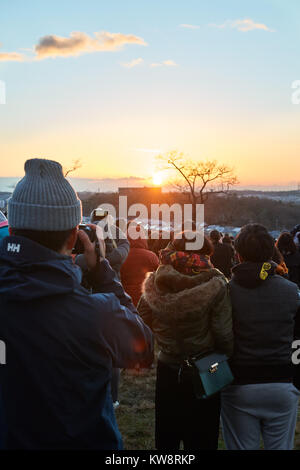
<box><xmin>152</xmin><ymin>172</ymin><xmax>164</xmax><ymax>186</ymax></box>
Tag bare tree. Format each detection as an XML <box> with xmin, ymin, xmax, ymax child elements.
<box><xmin>157</xmin><ymin>150</ymin><xmax>238</xmax><ymax>221</ymax></box>
<box><xmin>64</xmin><ymin>159</ymin><xmax>82</xmax><ymax>177</ymax></box>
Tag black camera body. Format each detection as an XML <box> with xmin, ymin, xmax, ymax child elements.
<box><xmin>72</xmin><ymin>224</ymin><xmax>96</xmax><ymax>255</ymax></box>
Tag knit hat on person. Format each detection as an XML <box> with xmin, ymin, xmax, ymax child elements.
<box><xmin>8</xmin><ymin>158</ymin><xmax>82</xmax><ymax>230</ymax></box>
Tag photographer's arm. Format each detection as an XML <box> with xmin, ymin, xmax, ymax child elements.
<box><xmin>96</xmin><ymin>293</ymin><xmax>154</xmax><ymax>369</ymax></box>
<box><xmin>105</xmin><ymin>228</ymin><xmax>130</xmax><ymax>267</ymax></box>
<box><xmin>77</xmin><ymin>224</ymin><xmax>136</xmax><ymax>312</ymax></box>
<box><xmin>87</xmin><ymin>259</ymin><xmax>136</xmax><ymax>313</ymax></box>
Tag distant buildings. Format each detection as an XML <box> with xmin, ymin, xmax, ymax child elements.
<box><xmin>118</xmin><ymin>186</ymin><xmax>163</xmax><ymax>206</ymax></box>
<box><xmin>118</xmin><ymin>187</ymin><xmax>162</xmax><ymax>197</ymax></box>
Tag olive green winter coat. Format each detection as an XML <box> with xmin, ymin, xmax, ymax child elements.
<box><xmin>137</xmin><ymin>264</ymin><xmax>233</xmax><ymax>364</ymax></box>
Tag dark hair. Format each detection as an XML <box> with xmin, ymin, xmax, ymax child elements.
<box><xmin>222</xmin><ymin>235</ymin><xmax>232</xmax><ymax>245</ymax></box>
<box><xmin>11</xmin><ymin>228</ymin><xmax>74</xmax><ymax>252</ymax></box>
<box><xmin>276</xmin><ymin>232</ymin><xmax>297</xmax><ymax>255</ymax></box>
<box><xmin>172</xmin><ymin>231</ymin><xmax>213</xmax><ymax>257</ymax></box>
<box><xmin>234</xmin><ymin>224</ymin><xmax>274</xmax><ymax>262</ymax></box>
<box><xmin>210</xmin><ymin>230</ymin><xmax>221</xmax><ymax>242</ymax></box>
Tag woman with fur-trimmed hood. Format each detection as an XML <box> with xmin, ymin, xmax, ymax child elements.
<box><xmin>137</xmin><ymin>231</ymin><xmax>233</xmax><ymax>450</ymax></box>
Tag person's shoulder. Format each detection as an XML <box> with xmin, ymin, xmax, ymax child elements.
<box><xmin>211</xmin><ymin>242</ymin><xmax>222</xmax><ymax>253</ymax></box>
<box><xmin>145</xmin><ymin>249</ymin><xmax>159</xmax><ymax>262</ymax></box>
<box><xmin>272</xmin><ymin>273</ymin><xmax>299</xmax><ymax>293</ymax></box>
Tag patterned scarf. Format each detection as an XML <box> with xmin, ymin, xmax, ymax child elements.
<box><xmin>159</xmin><ymin>248</ymin><xmax>212</xmax><ymax>275</ymax></box>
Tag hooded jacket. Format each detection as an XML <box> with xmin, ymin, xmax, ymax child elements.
<box><xmin>0</xmin><ymin>235</ymin><xmax>153</xmax><ymax>450</ymax></box>
<box><xmin>121</xmin><ymin>237</ymin><xmax>159</xmax><ymax>306</ymax></box>
<box><xmin>229</xmin><ymin>261</ymin><xmax>299</xmax><ymax>384</ymax></box>
<box><xmin>138</xmin><ymin>264</ymin><xmax>233</xmax><ymax>364</ymax></box>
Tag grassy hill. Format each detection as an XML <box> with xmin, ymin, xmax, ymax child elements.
<box><xmin>116</xmin><ymin>361</ymin><xmax>300</xmax><ymax>450</ymax></box>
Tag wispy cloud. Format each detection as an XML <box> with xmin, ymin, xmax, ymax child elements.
<box><xmin>209</xmin><ymin>18</ymin><xmax>275</xmax><ymax>32</ymax></box>
<box><xmin>150</xmin><ymin>60</ymin><xmax>178</xmax><ymax>68</ymax></box>
<box><xmin>0</xmin><ymin>31</ymin><xmax>147</xmax><ymax>62</ymax></box>
<box><xmin>122</xmin><ymin>57</ymin><xmax>143</xmax><ymax>68</ymax></box>
<box><xmin>0</xmin><ymin>45</ymin><xmax>25</xmax><ymax>62</ymax></box>
<box><xmin>180</xmin><ymin>24</ymin><xmax>200</xmax><ymax>30</ymax></box>
<box><xmin>35</xmin><ymin>31</ymin><xmax>147</xmax><ymax>59</ymax></box>
<box><xmin>163</xmin><ymin>60</ymin><xmax>177</xmax><ymax>66</ymax></box>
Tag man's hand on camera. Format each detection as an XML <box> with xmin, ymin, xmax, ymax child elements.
<box><xmin>77</xmin><ymin>226</ymin><xmax>98</xmax><ymax>270</ymax></box>
<box><xmin>76</xmin><ymin>223</ymin><xmax>106</xmax><ymax>271</ymax></box>
<box><xmin>77</xmin><ymin>227</ymin><xmax>97</xmax><ymax>271</ymax></box>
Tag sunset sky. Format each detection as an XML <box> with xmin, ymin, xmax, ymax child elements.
<box><xmin>0</xmin><ymin>0</ymin><xmax>300</xmax><ymax>189</ymax></box>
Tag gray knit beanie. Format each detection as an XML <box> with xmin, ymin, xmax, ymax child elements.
<box><xmin>8</xmin><ymin>158</ymin><xmax>82</xmax><ymax>230</ymax></box>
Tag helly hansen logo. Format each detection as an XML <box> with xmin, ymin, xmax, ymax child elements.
<box><xmin>7</xmin><ymin>243</ymin><xmax>21</xmax><ymax>253</ymax></box>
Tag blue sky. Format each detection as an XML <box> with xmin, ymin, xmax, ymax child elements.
<box><xmin>0</xmin><ymin>0</ymin><xmax>300</xmax><ymax>188</ymax></box>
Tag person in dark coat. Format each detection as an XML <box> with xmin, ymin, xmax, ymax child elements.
<box><xmin>221</xmin><ymin>224</ymin><xmax>300</xmax><ymax>450</ymax></box>
<box><xmin>276</xmin><ymin>232</ymin><xmax>300</xmax><ymax>287</ymax></box>
<box><xmin>209</xmin><ymin>230</ymin><xmax>234</xmax><ymax>278</ymax></box>
<box><xmin>0</xmin><ymin>158</ymin><xmax>153</xmax><ymax>450</ymax></box>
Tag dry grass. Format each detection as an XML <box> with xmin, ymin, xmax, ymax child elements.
<box><xmin>115</xmin><ymin>367</ymin><xmax>156</xmax><ymax>450</ymax></box>
<box><xmin>115</xmin><ymin>362</ymin><xmax>300</xmax><ymax>450</ymax></box>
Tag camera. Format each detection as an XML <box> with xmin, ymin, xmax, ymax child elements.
<box><xmin>90</xmin><ymin>208</ymin><xmax>109</xmax><ymax>223</ymax></box>
<box><xmin>72</xmin><ymin>224</ymin><xmax>96</xmax><ymax>255</ymax></box>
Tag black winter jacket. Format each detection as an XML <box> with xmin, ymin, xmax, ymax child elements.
<box><xmin>229</xmin><ymin>261</ymin><xmax>300</xmax><ymax>384</ymax></box>
<box><xmin>0</xmin><ymin>236</ymin><xmax>153</xmax><ymax>449</ymax></box>
<box><xmin>211</xmin><ymin>242</ymin><xmax>234</xmax><ymax>279</ymax></box>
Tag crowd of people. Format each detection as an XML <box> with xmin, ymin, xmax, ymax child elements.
<box><xmin>0</xmin><ymin>157</ymin><xmax>300</xmax><ymax>451</ymax></box>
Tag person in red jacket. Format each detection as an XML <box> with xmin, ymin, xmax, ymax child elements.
<box><xmin>121</xmin><ymin>224</ymin><xmax>159</xmax><ymax>307</ymax></box>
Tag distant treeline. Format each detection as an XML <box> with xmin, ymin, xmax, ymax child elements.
<box><xmin>79</xmin><ymin>191</ymin><xmax>299</xmax><ymax>232</ymax></box>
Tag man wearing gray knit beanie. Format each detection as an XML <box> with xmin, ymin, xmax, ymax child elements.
<box><xmin>0</xmin><ymin>158</ymin><xmax>153</xmax><ymax>450</ymax></box>
<box><xmin>8</xmin><ymin>158</ymin><xmax>82</xmax><ymax>231</ymax></box>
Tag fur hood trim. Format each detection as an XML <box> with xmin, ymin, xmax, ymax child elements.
<box><xmin>142</xmin><ymin>264</ymin><xmax>227</xmax><ymax>319</ymax></box>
